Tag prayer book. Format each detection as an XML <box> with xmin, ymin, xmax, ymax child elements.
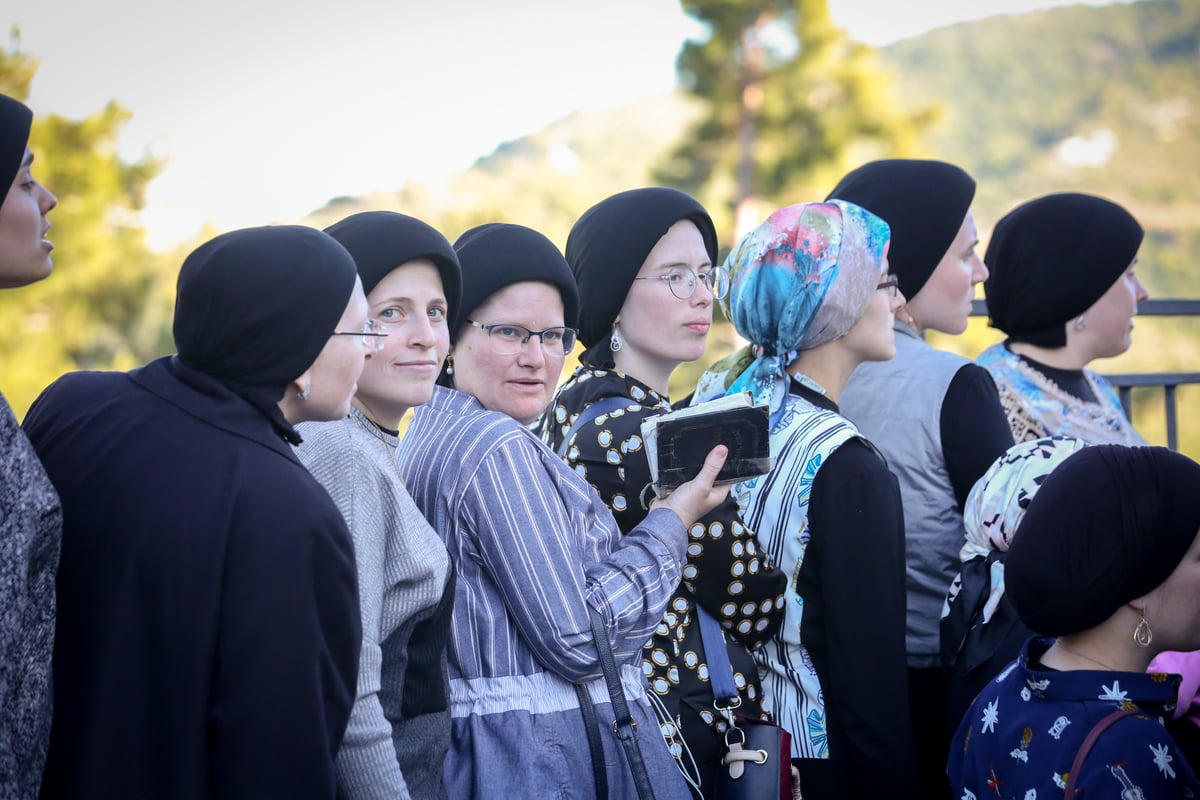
<box><xmin>641</xmin><ymin>391</ymin><xmax>773</xmax><ymax>494</ymax></box>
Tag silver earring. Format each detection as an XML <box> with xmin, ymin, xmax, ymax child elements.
<box><xmin>1074</xmin><ymin>315</ymin><xmax>1087</xmax><ymax>332</ymax></box>
<box><xmin>297</xmin><ymin>383</ymin><xmax>311</xmax><ymax>401</ymax></box>
<box><xmin>1134</xmin><ymin>613</ymin><xmax>1153</xmax><ymax>648</ymax></box>
<box><xmin>609</xmin><ymin>328</ymin><xmax>622</xmax><ymax>353</ymax></box>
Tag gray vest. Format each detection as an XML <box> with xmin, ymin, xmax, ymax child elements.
<box><xmin>839</xmin><ymin>324</ymin><xmax>968</xmax><ymax>668</ymax></box>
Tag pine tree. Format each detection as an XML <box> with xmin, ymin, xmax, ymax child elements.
<box><xmin>658</xmin><ymin>0</ymin><xmax>937</xmax><ymax>239</ymax></box>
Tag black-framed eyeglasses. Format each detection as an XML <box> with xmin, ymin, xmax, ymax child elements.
<box><xmin>464</xmin><ymin>320</ymin><xmax>578</xmax><ymax>356</ymax></box>
<box><xmin>876</xmin><ymin>275</ymin><xmax>900</xmax><ymax>299</ymax></box>
<box><xmin>331</xmin><ymin>318</ymin><xmax>388</xmax><ymax>352</ymax></box>
<box><xmin>633</xmin><ymin>266</ymin><xmax>730</xmax><ymax>301</ymax></box>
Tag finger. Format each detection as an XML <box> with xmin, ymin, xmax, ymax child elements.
<box><xmin>694</xmin><ymin>444</ymin><xmax>728</xmax><ymax>485</ymax></box>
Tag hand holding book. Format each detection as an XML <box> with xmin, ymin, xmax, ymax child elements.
<box><xmin>640</xmin><ymin>392</ymin><xmax>773</xmax><ymax>498</ymax></box>
<box><xmin>649</xmin><ymin>444</ymin><xmax>732</xmax><ymax>526</ymax></box>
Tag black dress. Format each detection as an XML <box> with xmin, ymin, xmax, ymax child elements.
<box><xmin>25</xmin><ymin>356</ymin><xmax>361</xmax><ymax>799</ymax></box>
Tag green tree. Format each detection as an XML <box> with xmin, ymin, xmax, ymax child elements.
<box><xmin>0</xmin><ymin>32</ymin><xmax>169</xmax><ymax>417</ymax></box>
<box><xmin>658</xmin><ymin>0</ymin><xmax>937</xmax><ymax>238</ymax></box>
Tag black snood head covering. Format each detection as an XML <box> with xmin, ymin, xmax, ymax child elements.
<box><xmin>1006</xmin><ymin>444</ymin><xmax>1200</xmax><ymax>637</ymax></box>
<box><xmin>324</xmin><ymin>210</ymin><xmax>462</xmax><ymax>324</ymax></box>
<box><xmin>566</xmin><ymin>187</ymin><xmax>717</xmax><ymax>368</ymax></box>
<box><xmin>451</xmin><ymin>222</ymin><xmax>578</xmax><ymax>339</ymax></box>
<box><xmin>825</xmin><ymin>159</ymin><xmax>976</xmax><ymax>301</ymax></box>
<box><xmin>0</xmin><ymin>94</ymin><xmax>33</xmax><ymax>208</ymax></box>
<box><xmin>173</xmin><ymin>225</ymin><xmax>358</xmax><ymax>441</ymax></box>
<box><xmin>984</xmin><ymin>192</ymin><xmax>1144</xmax><ymax>348</ymax></box>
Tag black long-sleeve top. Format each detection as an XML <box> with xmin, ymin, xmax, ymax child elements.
<box><xmin>788</xmin><ymin>380</ymin><xmax>919</xmax><ymax>800</ymax></box>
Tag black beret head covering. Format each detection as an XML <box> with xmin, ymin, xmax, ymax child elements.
<box><xmin>450</xmin><ymin>222</ymin><xmax>578</xmax><ymax>339</ymax></box>
<box><xmin>826</xmin><ymin>159</ymin><xmax>975</xmax><ymax>300</ymax></box>
<box><xmin>984</xmin><ymin>192</ymin><xmax>1144</xmax><ymax>348</ymax></box>
<box><xmin>323</xmin><ymin>210</ymin><xmax>462</xmax><ymax>324</ymax></box>
<box><xmin>1006</xmin><ymin>444</ymin><xmax>1200</xmax><ymax>637</ymax></box>
<box><xmin>173</xmin><ymin>225</ymin><xmax>358</xmax><ymax>442</ymax></box>
<box><xmin>566</xmin><ymin>187</ymin><xmax>718</xmax><ymax>367</ymax></box>
<box><xmin>0</xmin><ymin>94</ymin><xmax>33</xmax><ymax>209</ymax></box>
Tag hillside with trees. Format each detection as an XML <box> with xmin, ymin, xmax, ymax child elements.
<box><xmin>5</xmin><ymin>0</ymin><xmax>1198</xmax><ymax>451</ymax></box>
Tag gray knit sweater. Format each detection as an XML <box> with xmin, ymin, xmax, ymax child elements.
<box><xmin>296</xmin><ymin>407</ymin><xmax>452</xmax><ymax>800</ymax></box>
<box><xmin>1</xmin><ymin>394</ymin><xmax>61</xmax><ymax>799</ymax></box>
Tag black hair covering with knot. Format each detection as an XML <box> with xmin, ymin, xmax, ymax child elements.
<box><xmin>984</xmin><ymin>192</ymin><xmax>1143</xmax><ymax>348</ymax></box>
<box><xmin>825</xmin><ymin>159</ymin><xmax>975</xmax><ymax>301</ymax></box>
<box><xmin>0</xmin><ymin>94</ymin><xmax>33</xmax><ymax>209</ymax></box>
<box><xmin>450</xmin><ymin>222</ymin><xmax>578</xmax><ymax>340</ymax></box>
<box><xmin>323</xmin><ymin>210</ymin><xmax>462</xmax><ymax>324</ymax></box>
<box><xmin>566</xmin><ymin>187</ymin><xmax>718</xmax><ymax>368</ymax></box>
<box><xmin>1005</xmin><ymin>444</ymin><xmax>1200</xmax><ymax>637</ymax></box>
<box><xmin>174</xmin><ymin>225</ymin><xmax>358</xmax><ymax>442</ymax></box>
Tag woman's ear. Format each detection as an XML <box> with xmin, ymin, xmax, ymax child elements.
<box><xmin>277</xmin><ymin>368</ymin><xmax>313</xmax><ymax>425</ymax></box>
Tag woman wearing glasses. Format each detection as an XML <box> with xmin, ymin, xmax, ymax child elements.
<box><xmin>692</xmin><ymin>201</ymin><xmax>918</xmax><ymax>799</ymax></box>
<box><xmin>24</xmin><ymin>225</ymin><xmax>368</xmax><ymax>796</ymax></box>
<box><xmin>539</xmin><ymin>187</ymin><xmax>786</xmax><ymax>797</ymax></box>
<box><xmin>826</xmin><ymin>159</ymin><xmax>1014</xmax><ymax>798</ymax></box>
<box><xmin>396</xmin><ymin>222</ymin><xmax>729</xmax><ymax>799</ymax></box>
<box><xmin>293</xmin><ymin>211</ymin><xmax>459</xmax><ymax>799</ymax></box>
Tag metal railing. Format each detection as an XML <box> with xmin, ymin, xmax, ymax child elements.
<box><xmin>970</xmin><ymin>299</ymin><xmax>1200</xmax><ymax>450</ymax></box>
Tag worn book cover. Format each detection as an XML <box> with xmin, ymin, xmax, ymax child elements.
<box><xmin>641</xmin><ymin>392</ymin><xmax>772</xmax><ymax>493</ymax></box>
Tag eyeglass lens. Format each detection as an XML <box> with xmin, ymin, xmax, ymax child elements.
<box><xmin>481</xmin><ymin>323</ymin><xmax>576</xmax><ymax>355</ymax></box>
<box><xmin>666</xmin><ymin>267</ymin><xmax>730</xmax><ymax>300</ymax></box>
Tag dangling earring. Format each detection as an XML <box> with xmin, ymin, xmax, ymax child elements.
<box><xmin>1074</xmin><ymin>315</ymin><xmax>1087</xmax><ymax>332</ymax></box>
<box><xmin>1134</xmin><ymin>612</ymin><xmax>1153</xmax><ymax>648</ymax></box>
<box><xmin>297</xmin><ymin>383</ymin><xmax>311</xmax><ymax>401</ymax></box>
<box><xmin>609</xmin><ymin>327</ymin><xmax>622</xmax><ymax>353</ymax></box>
<box><xmin>445</xmin><ymin>353</ymin><xmax>454</xmax><ymax>376</ymax></box>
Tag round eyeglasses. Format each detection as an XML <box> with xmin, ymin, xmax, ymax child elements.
<box><xmin>876</xmin><ymin>275</ymin><xmax>900</xmax><ymax>299</ymax></box>
<box><xmin>465</xmin><ymin>320</ymin><xmax>578</xmax><ymax>356</ymax></box>
<box><xmin>330</xmin><ymin>318</ymin><xmax>389</xmax><ymax>352</ymax></box>
<box><xmin>633</xmin><ymin>266</ymin><xmax>730</xmax><ymax>301</ymax></box>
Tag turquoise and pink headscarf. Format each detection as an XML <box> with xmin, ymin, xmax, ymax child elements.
<box><xmin>693</xmin><ymin>200</ymin><xmax>890</xmax><ymax>417</ymax></box>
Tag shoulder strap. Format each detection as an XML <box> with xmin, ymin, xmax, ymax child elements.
<box><xmin>696</xmin><ymin>605</ymin><xmax>740</xmax><ymax>704</ymax></box>
<box><xmin>1063</xmin><ymin>708</ymin><xmax>1137</xmax><ymax>795</ymax></box>
<box><xmin>556</xmin><ymin>396</ymin><xmax>631</xmax><ymax>458</ymax></box>
<box><xmin>588</xmin><ymin>605</ymin><xmax>657</xmax><ymax>800</ymax></box>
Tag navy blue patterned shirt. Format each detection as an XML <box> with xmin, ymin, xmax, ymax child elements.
<box><xmin>950</xmin><ymin>637</ymin><xmax>1200</xmax><ymax>799</ymax></box>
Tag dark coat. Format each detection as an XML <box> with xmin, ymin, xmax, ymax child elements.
<box><xmin>23</xmin><ymin>356</ymin><xmax>361</xmax><ymax>799</ymax></box>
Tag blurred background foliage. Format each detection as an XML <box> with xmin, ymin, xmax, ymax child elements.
<box><xmin>3</xmin><ymin>0</ymin><xmax>1198</xmax><ymax>453</ymax></box>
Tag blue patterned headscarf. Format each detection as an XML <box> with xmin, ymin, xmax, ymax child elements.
<box><xmin>693</xmin><ymin>201</ymin><xmax>890</xmax><ymax>417</ymax></box>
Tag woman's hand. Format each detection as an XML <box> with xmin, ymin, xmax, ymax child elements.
<box><xmin>651</xmin><ymin>445</ymin><xmax>731</xmax><ymax>527</ymax></box>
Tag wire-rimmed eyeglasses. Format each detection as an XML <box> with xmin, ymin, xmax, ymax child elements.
<box><xmin>331</xmin><ymin>318</ymin><xmax>389</xmax><ymax>352</ymax></box>
<box><xmin>633</xmin><ymin>266</ymin><xmax>730</xmax><ymax>301</ymax></box>
<box><xmin>876</xmin><ymin>275</ymin><xmax>900</xmax><ymax>299</ymax></box>
<box><xmin>465</xmin><ymin>320</ymin><xmax>578</xmax><ymax>356</ymax></box>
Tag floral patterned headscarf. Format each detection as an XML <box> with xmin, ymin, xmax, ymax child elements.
<box><xmin>943</xmin><ymin>435</ymin><xmax>1089</xmax><ymax>625</ymax></box>
<box><xmin>692</xmin><ymin>201</ymin><xmax>890</xmax><ymax>418</ymax></box>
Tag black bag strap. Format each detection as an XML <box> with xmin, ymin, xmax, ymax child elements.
<box><xmin>556</xmin><ymin>397</ymin><xmax>630</xmax><ymax>458</ymax></box>
<box><xmin>574</xmin><ymin>682</ymin><xmax>609</xmax><ymax>799</ymax></box>
<box><xmin>1063</xmin><ymin>708</ymin><xmax>1137</xmax><ymax>795</ymax></box>
<box><xmin>588</xmin><ymin>604</ymin><xmax>657</xmax><ymax>800</ymax></box>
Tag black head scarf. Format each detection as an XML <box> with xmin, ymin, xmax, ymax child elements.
<box><xmin>451</xmin><ymin>222</ymin><xmax>578</xmax><ymax>339</ymax></box>
<box><xmin>566</xmin><ymin>187</ymin><xmax>718</xmax><ymax>368</ymax></box>
<box><xmin>825</xmin><ymin>159</ymin><xmax>976</xmax><ymax>301</ymax></box>
<box><xmin>323</xmin><ymin>210</ymin><xmax>462</xmax><ymax>323</ymax></box>
<box><xmin>1006</xmin><ymin>444</ymin><xmax>1200</xmax><ymax>637</ymax></box>
<box><xmin>174</xmin><ymin>225</ymin><xmax>358</xmax><ymax>442</ymax></box>
<box><xmin>984</xmin><ymin>192</ymin><xmax>1144</xmax><ymax>348</ymax></box>
<box><xmin>0</xmin><ymin>94</ymin><xmax>33</xmax><ymax>206</ymax></box>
